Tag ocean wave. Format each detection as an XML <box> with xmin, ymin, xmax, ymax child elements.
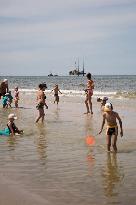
<box><xmin>115</xmin><ymin>91</ymin><xmax>136</xmax><ymax>98</ymax></box>
<box><xmin>10</xmin><ymin>89</ymin><xmax>136</xmax><ymax>98</ymax></box>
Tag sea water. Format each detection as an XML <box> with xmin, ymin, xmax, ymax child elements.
<box><xmin>0</xmin><ymin>75</ymin><xmax>135</xmax><ymax>205</ymax></box>
<box><xmin>1</xmin><ymin>75</ymin><xmax>136</xmax><ymax>98</ymax></box>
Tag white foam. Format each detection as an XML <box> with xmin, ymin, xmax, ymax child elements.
<box><xmin>10</xmin><ymin>88</ymin><xmax>117</xmax><ymax>98</ymax></box>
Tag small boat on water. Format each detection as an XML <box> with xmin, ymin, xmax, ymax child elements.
<box><xmin>48</xmin><ymin>73</ymin><xmax>58</xmax><ymax>77</ymax></box>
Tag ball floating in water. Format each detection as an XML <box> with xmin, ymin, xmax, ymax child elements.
<box><xmin>86</xmin><ymin>135</ymin><xmax>95</xmax><ymax>145</ymax></box>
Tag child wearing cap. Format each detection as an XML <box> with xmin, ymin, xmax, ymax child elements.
<box><xmin>99</xmin><ymin>103</ymin><xmax>123</xmax><ymax>152</ymax></box>
<box><xmin>50</xmin><ymin>84</ymin><xmax>62</xmax><ymax>104</ymax></box>
<box><xmin>0</xmin><ymin>114</ymin><xmax>23</xmax><ymax>136</ymax></box>
<box><xmin>7</xmin><ymin>114</ymin><xmax>23</xmax><ymax>135</ymax></box>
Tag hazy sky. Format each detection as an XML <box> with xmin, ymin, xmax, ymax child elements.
<box><xmin>0</xmin><ymin>0</ymin><xmax>136</xmax><ymax>75</ymax></box>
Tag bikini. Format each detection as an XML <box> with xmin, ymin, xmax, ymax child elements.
<box><xmin>36</xmin><ymin>95</ymin><xmax>46</xmax><ymax>110</ymax></box>
<box><xmin>87</xmin><ymin>80</ymin><xmax>94</xmax><ymax>96</ymax></box>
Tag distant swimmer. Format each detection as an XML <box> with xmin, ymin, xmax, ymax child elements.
<box><xmin>99</xmin><ymin>103</ymin><xmax>123</xmax><ymax>152</ymax></box>
<box><xmin>35</xmin><ymin>83</ymin><xmax>48</xmax><ymax>123</ymax></box>
<box><xmin>84</xmin><ymin>73</ymin><xmax>94</xmax><ymax>114</ymax></box>
<box><xmin>50</xmin><ymin>84</ymin><xmax>62</xmax><ymax>105</ymax></box>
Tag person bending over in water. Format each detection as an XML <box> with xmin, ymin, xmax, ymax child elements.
<box><xmin>84</xmin><ymin>73</ymin><xmax>94</xmax><ymax>114</ymax></box>
<box><xmin>35</xmin><ymin>83</ymin><xmax>48</xmax><ymax>123</ymax></box>
<box><xmin>51</xmin><ymin>84</ymin><xmax>62</xmax><ymax>105</ymax></box>
<box><xmin>99</xmin><ymin>103</ymin><xmax>123</xmax><ymax>152</ymax></box>
<box><xmin>97</xmin><ymin>96</ymin><xmax>108</xmax><ymax>112</ymax></box>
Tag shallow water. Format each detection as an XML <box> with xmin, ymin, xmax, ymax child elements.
<box><xmin>0</xmin><ymin>93</ymin><xmax>136</xmax><ymax>205</ymax></box>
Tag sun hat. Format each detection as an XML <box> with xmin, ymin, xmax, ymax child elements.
<box><xmin>8</xmin><ymin>113</ymin><xmax>17</xmax><ymax>120</ymax></box>
<box><xmin>3</xmin><ymin>79</ymin><xmax>8</xmax><ymax>84</ymax></box>
<box><xmin>104</xmin><ymin>103</ymin><xmax>113</xmax><ymax>112</ymax></box>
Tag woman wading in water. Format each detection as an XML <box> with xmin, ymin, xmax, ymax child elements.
<box><xmin>35</xmin><ymin>83</ymin><xmax>48</xmax><ymax>123</ymax></box>
<box><xmin>84</xmin><ymin>73</ymin><xmax>94</xmax><ymax>114</ymax></box>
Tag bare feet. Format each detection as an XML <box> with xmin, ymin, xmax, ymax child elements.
<box><xmin>84</xmin><ymin>111</ymin><xmax>90</xmax><ymax>114</ymax></box>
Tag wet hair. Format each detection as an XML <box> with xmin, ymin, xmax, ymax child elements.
<box><xmin>97</xmin><ymin>97</ymin><xmax>102</xmax><ymax>102</ymax></box>
<box><xmin>86</xmin><ymin>73</ymin><xmax>92</xmax><ymax>80</ymax></box>
<box><xmin>38</xmin><ymin>83</ymin><xmax>47</xmax><ymax>89</ymax></box>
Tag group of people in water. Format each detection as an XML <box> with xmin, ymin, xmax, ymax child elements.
<box><xmin>0</xmin><ymin>73</ymin><xmax>123</xmax><ymax>152</ymax></box>
<box><xmin>0</xmin><ymin>79</ymin><xmax>19</xmax><ymax>108</ymax></box>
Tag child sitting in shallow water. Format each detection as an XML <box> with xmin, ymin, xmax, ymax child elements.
<box><xmin>0</xmin><ymin>113</ymin><xmax>23</xmax><ymax>136</ymax></box>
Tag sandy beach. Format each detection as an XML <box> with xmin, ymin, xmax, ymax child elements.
<box><xmin>0</xmin><ymin>91</ymin><xmax>136</xmax><ymax>205</ymax></box>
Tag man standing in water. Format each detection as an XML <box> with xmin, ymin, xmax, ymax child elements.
<box><xmin>84</xmin><ymin>73</ymin><xmax>94</xmax><ymax>114</ymax></box>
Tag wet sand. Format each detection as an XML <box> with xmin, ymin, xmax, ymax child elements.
<box><xmin>0</xmin><ymin>93</ymin><xmax>136</xmax><ymax>205</ymax></box>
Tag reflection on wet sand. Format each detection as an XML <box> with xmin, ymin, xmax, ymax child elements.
<box><xmin>7</xmin><ymin>136</ymin><xmax>17</xmax><ymax>150</ymax></box>
<box><xmin>36</xmin><ymin>124</ymin><xmax>48</xmax><ymax>163</ymax></box>
<box><xmin>102</xmin><ymin>153</ymin><xmax>124</xmax><ymax>197</ymax></box>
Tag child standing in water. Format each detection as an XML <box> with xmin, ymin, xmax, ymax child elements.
<box><xmin>84</xmin><ymin>73</ymin><xmax>94</xmax><ymax>114</ymax></box>
<box><xmin>2</xmin><ymin>91</ymin><xmax>13</xmax><ymax>108</ymax></box>
<box><xmin>6</xmin><ymin>91</ymin><xmax>13</xmax><ymax>107</ymax></box>
<box><xmin>35</xmin><ymin>83</ymin><xmax>48</xmax><ymax>123</ymax></box>
<box><xmin>51</xmin><ymin>84</ymin><xmax>62</xmax><ymax>105</ymax></box>
<box><xmin>14</xmin><ymin>86</ymin><xmax>19</xmax><ymax>108</ymax></box>
<box><xmin>99</xmin><ymin>103</ymin><xmax>123</xmax><ymax>152</ymax></box>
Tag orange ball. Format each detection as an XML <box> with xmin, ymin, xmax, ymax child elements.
<box><xmin>86</xmin><ymin>135</ymin><xmax>95</xmax><ymax>145</ymax></box>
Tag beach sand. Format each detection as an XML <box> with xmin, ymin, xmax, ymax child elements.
<box><xmin>0</xmin><ymin>93</ymin><xmax>136</xmax><ymax>205</ymax></box>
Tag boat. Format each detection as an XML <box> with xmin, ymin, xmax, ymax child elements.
<box><xmin>48</xmin><ymin>73</ymin><xmax>58</xmax><ymax>77</ymax></box>
<box><xmin>48</xmin><ymin>73</ymin><xmax>53</xmax><ymax>77</ymax></box>
<box><xmin>69</xmin><ymin>59</ymin><xmax>86</xmax><ymax>76</ymax></box>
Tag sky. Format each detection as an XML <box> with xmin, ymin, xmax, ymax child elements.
<box><xmin>0</xmin><ymin>0</ymin><xmax>136</xmax><ymax>76</ymax></box>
